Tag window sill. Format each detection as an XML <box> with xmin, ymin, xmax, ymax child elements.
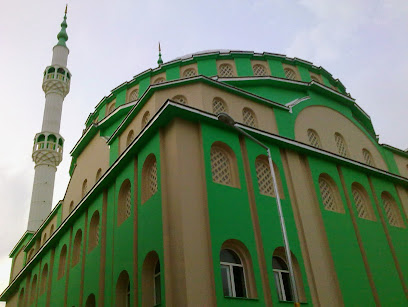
<box><xmin>224</xmin><ymin>296</ymin><xmax>259</xmax><ymax>301</ymax></box>
<box><xmin>278</xmin><ymin>300</ymin><xmax>308</xmax><ymax>304</ymax></box>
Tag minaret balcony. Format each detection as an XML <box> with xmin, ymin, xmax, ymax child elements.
<box><xmin>32</xmin><ymin>133</ymin><xmax>64</xmax><ymax>166</ymax></box>
<box><xmin>42</xmin><ymin>66</ymin><xmax>71</xmax><ymax>96</ymax></box>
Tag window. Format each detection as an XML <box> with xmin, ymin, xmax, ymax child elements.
<box><xmin>220</xmin><ymin>249</ymin><xmax>247</xmax><ymax>297</ymax></box>
<box><xmin>284</xmin><ymin>68</ymin><xmax>297</xmax><ymax>80</ymax></box>
<box><xmin>117</xmin><ymin>179</ymin><xmax>132</xmax><ymax>225</ymax></box>
<box><xmin>255</xmin><ymin>155</ymin><xmax>284</xmax><ymax>198</ymax></box>
<box><xmin>272</xmin><ymin>257</ymin><xmax>292</xmax><ymax>301</ymax></box>
<box><xmin>310</xmin><ymin>73</ymin><xmax>321</xmax><ymax>83</ymax></box>
<box><xmin>30</xmin><ymin>275</ymin><xmax>37</xmax><ymax>304</ymax></box>
<box><xmin>58</xmin><ymin>245</ymin><xmax>67</xmax><ymax>279</ymax></box>
<box><xmin>95</xmin><ymin>168</ymin><xmax>102</xmax><ymax>182</ymax></box>
<box><xmin>242</xmin><ymin>108</ymin><xmax>257</xmax><ymax>128</ymax></box>
<box><xmin>351</xmin><ymin>183</ymin><xmax>375</xmax><ymax>221</ymax></box>
<box><xmin>153</xmin><ymin>77</ymin><xmax>165</xmax><ymax>84</ymax></box>
<box><xmin>212</xmin><ymin>97</ymin><xmax>228</xmax><ymax>115</ymax></box>
<box><xmin>85</xmin><ymin>294</ymin><xmax>96</xmax><ymax>307</ymax></box>
<box><xmin>69</xmin><ymin>201</ymin><xmax>74</xmax><ymax>213</ymax></box>
<box><xmin>182</xmin><ymin>68</ymin><xmax>197</xmax><ymax>78</ymax></box>
<box><xmin>126</xmin><ymin>130</ymin><xmax>135</xmax><ymax>147</ymax></box>
<box><xmin>72</xmin><ymin>229</ymin><xmax>82</xmax><ymax>267</ymax></box>
<box><xmin>27</xmin><ymin>248</ymin><xmax>35</xmax><ymax>261</ymax></box>
<box><xmin>142</xmin><ymin>111</ymin><xmax>150</xmax><ymax>129</ymax></box>
<box><xmin>172</xmin><ymin>95</ymin><xmax>188</xmax><ymax>104</ymax></box>
<box><xmin>334</xmin><ymin>133</ymin><xmax>349</xmax><ymax>157</ymax></box>
<box><xmin>253</xmin><ymin>64</ymin><xmax>267</xmax><ymax>76</ymax></box>
<box><xmin>362</xmin><ymin>149</ymin><xmax>375</xmax><ymax>166</ymax></box>
<box><xmin>107</xmin><ymin>103</ymin><xmax>115</xmax><ymax>115</ymax></box>
<box><xmin>142</xmin><ymin>154</ymin><xmax>158</xmax><ymax>203</ymax></box>
<box><xmin>42</xmin><ymin>233</ymin><xmax>47</xmax><ymax>244</ymax></box>
<box><xmin>218</xmin><ymin>64</ymin><xmax>234</xmax><ymax>77</ymax></box>
<box><xmin>40</xmin><ymin>264</ymin><xmax>48</xmax><ymax>295</ymax></box>
<box><xmin>318</xmin><ymin>175</ymin><xmax>344</xmax><ymax>213</ymax></box>
<box><xmin>154</xmin><ymin>261</ymin><xmax>161</xmax><ymax>305</ymax></box>
<box><xmin>88</xmin><ymin>211</ymin><xmax>100</xmax><ymax>252</ymax></box>
<box><xmin>50</xmin><ymin>224</ymin><xmax>55</xmax><ymax>235</ymax></box>
<box><xmin>381</xmin><ymin>192</ymin><xmax>404</xmax><ymax>228</ymax></box>
<box><xmin>307</xmin><ymin>129</ymin><xmax>322</xmax><ymax>148</ymax></box>
<box><xmin>82</xmin><ymin>179</ymin><xmax>88</xmax><ymax>198</ymax></box>
<box><xmin>129</xmin><ymin>89</ymin><xmax>139</xmax><ymax>102</ymax></box>
<box><xmin>18</xmin><ymin>288</ymin><xmax>25</xmax><ymax>307</ymax></box>
<box><xmin>116</xmin><ymin>270</ymin><xmax>130</xmax><ymax>307</ymax></box>
<box><xmin>210</xmin><ymin>143</ymin><xmax>237</xmax><ymax>186</ymax></box>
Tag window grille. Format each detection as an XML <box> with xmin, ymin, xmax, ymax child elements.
<box><xmin>183</xmin><ymin>68</ymin><xmax>197</xmax><ymax>78</ymax></box>
<box><xmin>256</xmin><ymin>159</ymin><xmax>275</xmax><ymax>197</ymax></box>
<box><xmin>153</xmin><ymin>77</ymin><xmax>165</xmax><ymax>84</ymax></box>
<box><xmin>125</xmin><ymin>186</ymin><xmax>132</xmax><ymax>219</ymax></box>
<box><xmin>381</xmin><ymin>194</ymin><xmax>403</xmax><ymax>227</ymax></box>
<box><xmin>129</xmin><ymin>89</ymin><xmax>139</xmax><ymax>102</ymax></box>
<box><xmin>319</xmin><ymin>177</ymin><xmax>339</xmax><ymax>212</ymax></box>
<box><xmin>211</xmin><ymin>147</ymin><xmax>232</xmax><ymax>185</ymax></box>
<box><xmin>362</xmin><ymin>149</ymin><xmax>375</xmax><ymax>166</ymax></box>
<box><xmin>242</xmin><ymin>108</ymin><xmax>257</xmax><ymax>128</ymax></box>
<box><xmin>284</xmin><ymin>68</ymin><xmax>297</xmax><ymax>80</ymax></box>
<box><xmin>334</xmin><ymin>133</ymin><xmax>349</xmax><ymax>157</ymax></box>
<box><xmin>352</xmin><ymin>187</ymin><xmax>372</xmax><ymax>220</ymax></box>
<box><xmin>253</xmin><ymin>64</ymin><xmax>267</xmax><ymax>76</ymax></box>
<box><xmin>307</xmin><ymin>129</ymin><xmax>322</xmax><ymax>148</ymax></box>
<box><xmin>219</xmin><ymin>64</ymin><xmax>234</xmax><ymax>77</ymax></box>
<box><xmin>212</xmin><ymin>98</ymin><xmax>227</xmax><ymax>115</ymax></box>
<box><xmin>172</xmin><ymin>95</ymin><xmax>187</xmax><ymax>104</ymax></box>
<box><xmin>149</xmin><ymin>160</ymin><xmax>158</xmax><ymax>196</ymax></box>
<box><xmin>72</xmin><ymin>230</ymin><xmax>82</xmax><ymax>267</ymax></box>
<box><xmin>118</xmin><ymin>180</ymin><xmax>131</xmax><ymax>225</ymax></box>
<box><xmin>142</xmin><ymin>111</ymin><xmax>150</xmax><ymax>128</ymax></box>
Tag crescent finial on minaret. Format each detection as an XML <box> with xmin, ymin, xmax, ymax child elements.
<box><xmin>65</xmin><ymin>4</ymin><xmax>68</xmax><ymax>15</ymax></box>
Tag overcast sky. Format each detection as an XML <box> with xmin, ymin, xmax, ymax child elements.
<box><xmin>0</xmin><ymin>0</ymin><xmax>407</xmax><ymax>303</ymax></box>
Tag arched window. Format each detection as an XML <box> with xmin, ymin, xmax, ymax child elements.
<box><xmin>85</xmin><ymin>294</ymin><xmax>96</xmax><ymax>307</ymax></box>
<box><xmin>253</xmin><ymin>64</ymin><xmax>267</xmax><ymax>76</ymax></box>
<box><xmin>117</xmin><ymin>179</ymin><xmax>132</xmax><ymax>226</ymax></box>
<box><xmin>126</xmin><ymin>130</ymin><xmax>135</xmax><ymax>147</ymax></box>
<box><xmin>255</xmin><ymin>155</ymin><xmax>284</xmax><ymax>198</ymax></box>
<box><xmin>351</xmin><ymin>183</ymin><xmax>375</xmax><ymax>221</ymax></box>
<box><xmin>212</xmin><ymin>97</ymin><xmax>228</xmax><ymax>115</ymax></box>
<box><xmin>381</xmin><ymin>192</ymin><xmax>404</xmax><ymax>228</ymax></box>
<box><xmin>220</xmin><ymin>249</ymin><xmax>247</xmax><ymax>297</ymax></box>
<box><xmin>88</xmin><ymin>211</ymin><xmax>100</xmax><ymax>252</ymax></box>
<box><xmin>334</xmin><ymin>133</ymin><xmax>349</xmax><ymax>157</ymax></box>
<box><xmin>210</xmin><ymin>143</ymin><xmax>238</xmax><ymax>187</ymax></box>
<box><xmin>69</xmin><ymin>201</ymin><xmax>74</xmax><ymax>213</ymax></box>
<box><xmin>50</xmin><ymin>224</ymin><xmax>55</xmax><ymax>235</ymax></box>
<box><xmin>362</xmin><ymin>149</ymin><xmax>375</xmax><ymax>166</ymax></box>
<box><xmin>172</xmin><ymin>95</ymin><xmax>188</xmax><ymax>104</ymax></box>
<box><xmin>18</xmin><ymin>288</ymin><xmax>25</xmax><ymax>307</ymax></box>
<box><xmin>95</xmin><ymin>168</ymin><xmax>102</xmax><ymax>182</ymax></box>
<box><xmin>72</xmin><ymin>229</ymin><xmax>82</xmax><ymax>267</ymax></box>
<box><xmin>318</xmin><ymin>174</ymin><xmax>344</xmax><ymax>213</ymax></box>
<box><xmin>272</xmin><ymin>247</ymin><xmax>306</xmax><ymax>302</ymax></box>
<box><xmin>82</xmin><ymin>179</ymin><xmax>88</xmax><ymax>198</ymax></box>
<box><xmin>58</xmin><ymin>245</ymin><xmax>67</xmax><ymax>279</ymax></box>
<box><xmin>310</xmin><ymin>74</ymin><xmax>321</xmax><ymax>83</ymax></box>
<box><xmin>242</xmin><ymin>108</ymin><xmax>258</xmax><ymax>128</ymax></box>
<box><xmin>218</xmin><ymin>64</ymin><xmax>234</xmax><ymax>77</ymax></box>
<box><xmin>107</xmin><ymin>103</ymin><xmax>115</xmax><ymax>115</ymax></box>
<box><xmin>142</xmin><ymin>111</ymin><xmax>150</xmax><ymax>129</ymax></box>
<box><xmin>142</xmin><ymin>154</ymin><xmax>158</xmax><ymax>204</ymax></box>
<box><xmin>27</xmin><ymin>248</ymin><xmax>35</xmax><ymax>261</ymax></box>
<box><xmin>153</xmin><ymin>77</ymin><xmax>165</xmax><ymax>84</ymax></box>
<box><xmin>40</xmin><ymin>264</ymin><xmax>48</xmax><ymax>295</ymax></box>
<box><xmin>115</xmin><ymin>270</ymin><xmax>130</xmax><ymax>307</ymax></box>
<box><xmin>154</xmin><ymin>261</ymin><xmax>161</xmax><ymax>305</ymax></box>
<box><xmin>42</xmin><ymin>233</ymin><xmax>47</xmax><ymax>244</ymax></box>
<box><xmin>284</xmin><ymin>68</ymin><xmax>297</xmax><ymax>80</ymax></box>
<box><xmin>183</xmin><ymin>68</ymin><xmax>197</xmax><ymax>78</ymax></box>
<box><xmin>142</xmin><ymin>251</ymin><xmax>161</xmax><ymax>306</ymax></box>
<box><xmin>30</xmin><ymin>274</ymin><xmax>37</xmax><ymax>304</ymax></box>
<box><xmin>129</xmin><ymin>89</ymin><xmax>139</xmax><ymax>102</ymax></box>
<box><xmin>307</xmin><ymin>129</ymin><xmax>322</xmax><ymax>148</ymax></box>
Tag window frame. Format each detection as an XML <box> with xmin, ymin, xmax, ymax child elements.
<box><xmin>220</xmin><ymin>249</ymin><xmax>248</xmax><ymax>298</ymax></box>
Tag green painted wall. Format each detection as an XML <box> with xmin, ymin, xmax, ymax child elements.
<box><xmin>197</xmin><ymin>58</ymin><xmax>217</xmax><ymax>76</ymax></box>
<box><xmin>235</xmin><ymin>58</ymin><xmax>253</xmax><ymax>77</ymax></box>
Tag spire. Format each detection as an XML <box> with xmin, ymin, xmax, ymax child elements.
<box><xmin>56</xmin><ymin>5</ymin><xmax>69</xmax><ymax>47</ymax></box>
<box><xmin>157</xmin><ymin>42</ymin><xmax>163</xmax><ymax>66</ymax></box>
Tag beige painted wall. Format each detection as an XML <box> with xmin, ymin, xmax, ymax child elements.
<box><xmin>62</xmin><ymin>134</ymin><xmax>109</xmax><ymax>220</ymax></box>
<box><xmin>40</xmin><ymin>215</ymin><xmax>57</xmax><ymax>246</ymax></box>
<box><xmin>295</xmin><ymin>105</ymin><xmax>388</xmax><ymax>170</ymax></box>
<box><xmin>11</xmin><ymin>249</ymin><xmax>25</xmax><ymax>281</ymax></box>
<box><xmin>393</xmin><ymin>153</ymin><xmax>408</xmax><ymax>178</ymax></box>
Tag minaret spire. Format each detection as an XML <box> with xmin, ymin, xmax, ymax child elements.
<box><xmin>27</xmin><ymin>7</ymin><xmax>71</xmax><ymax>231</ymax></box>
<box><xmin>157</xmin><ymin>42</ymin><xmax>163</xmax><ymax>66</ymax></box>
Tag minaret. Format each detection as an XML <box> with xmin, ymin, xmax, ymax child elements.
<box><xmin>27</xmin><ymin>6</ymin><xmax>71</xmax><ymax>231</ymax></box>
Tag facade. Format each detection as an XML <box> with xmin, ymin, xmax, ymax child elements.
<box><xmin>1</xmin><ymin>12</ymin><xmax>408</xmax><ymax>307</ymax></box>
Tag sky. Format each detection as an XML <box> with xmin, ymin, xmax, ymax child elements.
<box><xmin>0</xmin><ymin>0</ymin><xmax>407</xmax><ymax>303</ymax></box>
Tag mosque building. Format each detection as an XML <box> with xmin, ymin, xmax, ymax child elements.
<box><xmin>1</xmin><ymin>7</ymin><xmax>408</xmax><ymax>307</ymax></box>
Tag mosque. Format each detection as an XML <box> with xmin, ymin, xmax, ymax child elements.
<box><xmin>1</xmin><ymin>7</ymin><xmax>408</xmax><ymax>307</ymax></box>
